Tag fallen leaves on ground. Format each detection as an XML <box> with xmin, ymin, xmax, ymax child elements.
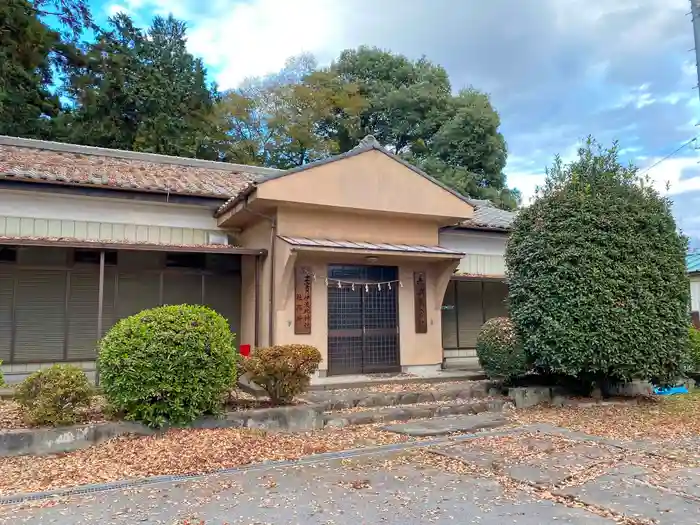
<box><xmin>0</xmin><ymin>401</ymin><xmax>25</xmax><ymax>430</ymax></box>
<box><xmin>0</xmin><ymin>424</ymin><xmax>417</xmax><ymax>496</ymax></box>
<box><xmin>512</xmin><ymin>392</ymin><xmax>700</xmax><ymax>440</ymax></box>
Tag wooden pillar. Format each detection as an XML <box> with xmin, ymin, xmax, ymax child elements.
<box><xmin>95</xmin><ymin>250</ymin><xmax>105</xmax><ymax>386</ymax></box>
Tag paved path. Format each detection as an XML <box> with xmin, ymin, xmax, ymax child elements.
<box><xmin>3</xmin><ymin>423</ymin><xmax>700</xmax><ymax>524</ymax></box>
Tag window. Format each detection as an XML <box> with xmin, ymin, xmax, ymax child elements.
<box><xmin>74</xmin><ymin>249</ymin><xmax>117</xmax><ymax>265</ymax></box>
<box><xmin>165</xmin><ymin>252</ymin><xmax>206</xmax><ymax>269</ymax></box>
<box><xmin>0</xmin><ymin>247</ymin><xmax>17</xmax><ymax>263</ymax></box>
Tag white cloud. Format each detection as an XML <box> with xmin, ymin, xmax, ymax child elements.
<box><xmin>185</xmin><ymin>0</ymin><xmax>341</xmax><ymax>89</ymax></box>
<box><xmin>508</xmin><ymin>171</ymin><xmax>546</xmax><ymax>205</ymax></box>
<box><xmin>642</xmin><ymin>154</ymin><xmax>700</xmax><ymax>195</ymax></box>
<box><xmin>106</xmin><ymin>3</ymin><xmax>130</xmax><ymax>16</ymax></box>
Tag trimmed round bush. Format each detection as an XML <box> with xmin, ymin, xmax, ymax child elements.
<box><xmin>242</xmin><ymin>344</ymin><xmax>322</xmax><ymax>405</ymax></box>
<box><xmin>98</xmin><ymin>304</ymin><xmax>238</xmax><ymax>427</ymax></box>
<box><xmin>15</xmin><ymin>364</ymin><xmax>93</xmax><ymax>426</ymax></box>
<box><xmin>476</xmin><ymin>317</ymin><xmax>528</xmax><ymax>380</ymax></box>
<box><xmin>506</xmin><ymin>139</ymin><xmax>690</xmax><ymax>385</ymax></box>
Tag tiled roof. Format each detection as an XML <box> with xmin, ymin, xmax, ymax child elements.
<box><xmin>0</xmin><ymin>136</ymin><xmax>279</xmax><ymax>198</ymax></box>
<box><xmin>460</xmin><ymin>200</ymin><xmax>516</xmax><ymax>231</ymax></box>
<box><xmin>687</xmin><ymin>252</ymin><xmax>700</xmax><ymax>274</ymax></box>
<box><xmin>279</xmin><ymin>236</ymin><xmax>465</xmax><ymax>256</ymax></box>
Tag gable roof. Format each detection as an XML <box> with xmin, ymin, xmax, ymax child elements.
<box><xmin>688</xmin><ymin>252</ymin><xmax>700</xmax><ymax>274</ymax></box>
<box><xmin>214</xmin><ymin>135</ymin><xmax>474</xmax><ymax>217</ymax></box>
<box><xmin>0</xmin><ymin>135</ymin><xmax>279</xmax><ymax>199</ymax></box>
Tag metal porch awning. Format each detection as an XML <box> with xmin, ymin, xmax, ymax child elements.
<box><xmin>278</xmin><ymin>236</ymin><xmax>464</xmax><ymax>258</ymax></box>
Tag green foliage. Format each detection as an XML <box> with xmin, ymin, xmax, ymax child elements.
<box><xmin>213</xmin><ymin>54</ymin><xmax>366</xmax><ymax>168</ymax></box>
<box><xmin>1</xmin><ymin>4</ymin><xmax>519</xmax><ymax>208</ymax></box>
<box><xmin>0</xmin><ymin>360</ymin><xmax>5</xmax><ymax>388</ymax></box>
<box><xmin>476</xmin><ymin>317</ymin><xmax>529</xmax><ymax>380</ymax></box>
<box><xmin>60</xmin><ymin>13</ymin><xmax>219</xmax><ymax>157</ymax></box>
<box><xmin>689</xmin><ymin>326</ymin><xmax>700</xmax><ymax>372</ymax></box>
<box><xmin>506</xmin><ymin>138</ymin><xmax>690</xmax><ymax>385</ymax></box>
<box><xmin>0</xmin><ymin>0</ymin><xmax>63</xmax><ymax>138</ymax></box>
<box><xmin>242</xmin><ymin>344</ymin><xmax>322</xmax><ymax>405</ymax></box>
<box><xmin>332</xmin><ymin>46</ymin><xmax>452</xmax><ymax>154</ymax></box>
<box><xmin>98</xmin><ymin>304</ymin><xmax>238</xmax><ymax>428</ymax></box>
<box><xmin>15</xmin><ymin>365</ymin><xmax>93</xmax><ymax>426</ymax></box>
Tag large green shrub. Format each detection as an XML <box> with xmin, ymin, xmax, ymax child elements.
<box><xmin>0</xmin><ymin>360</ymin><xmax>5</xmax><ymax>388</ymax></box>
<box><xmin>15</xmin><ymin>365</ymin><xmax>93</xmax><ymax>426</ymax></box>
<box><xmin>98</xmin><ymin>304</ymin><xmax>238</xmax><ymax>427</ymax></box>
<box><xmin>689</xmin><ymin>326</ymin><xmax>700</xmax><ymax>372</ymax></box>
<box><xmin>242</xmin><ymin>344</ymin><xmax>322</xmax><ymax>405</ymax></box>
<box><xmin>476</xmin><ymin>317</ymin><xmax>528</xmax><ymax>380</ymax></box>
<box><xmin>506</xmin><ymin>138</ymin><xmax>690</xmax><ymax>385</ymax></box>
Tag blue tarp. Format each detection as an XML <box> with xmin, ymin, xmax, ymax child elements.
<box><xmin>653</xmin><ymin>385</ymin><xmax>689</xmax><ymax>396</ymax></box>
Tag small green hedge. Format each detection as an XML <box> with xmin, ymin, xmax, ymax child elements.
<box><xmin>690</xmin><ymin>326</ymin><xmax>700</xmax><ymax>372</ymax></box>
<box><xmin>476</xmin><ymin>317</ymin><xmax>528</xmax><ymax>381</ymax></box>
<box><xmin>15</xmin><ymin>365</ymin><xmax>93</xmax><ymax>426</ymax></box>
<box><xmin>243</xmin><ymin>344</ymin><xmax>322</xmax><ymax>405</ymax></box>
<box><xmin>98</xmin><ymin>304</ymin><xmax>238</xmax><ymax>428</ymax></box>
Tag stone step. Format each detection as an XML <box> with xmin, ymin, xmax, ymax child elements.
<box><xmin>302</xmin><ymin>380</ymin><xmax>501</xmax><ymax>412</ymax></box>
<box><xmin>323</xmin><ymin>397</ymin><xmax>508</xmax><ymax>429</ymax></box>
<box><xmin>382</xmin><ymin>412</ymin><xmax>508</xmax><ymax>437</ymax></box>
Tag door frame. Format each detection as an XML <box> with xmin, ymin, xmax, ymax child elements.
<box><xmin>326</xmin><ymin>264</ymin><xmax>401</xmax><ymax>376</ymax></box>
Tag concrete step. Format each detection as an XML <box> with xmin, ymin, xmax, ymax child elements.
<box><xmin>301</xmin><ymin>380</ymin><xmax>500</xmax><ymax>410</ymax></box>
<box><xmin>323</xmin><ymin>397</ymin><xmax>509</xmax><ymax>429</ymax></box>
<box><xmin>383</xmin><ymin>412</ymin><xmax>508</xmax><ymax>436</ymax></box>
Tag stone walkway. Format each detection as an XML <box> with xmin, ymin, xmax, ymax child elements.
<box><xmin>4</xmin><ymin>422</ymin><xmax>700</xmax><ymax>524</ymax></box>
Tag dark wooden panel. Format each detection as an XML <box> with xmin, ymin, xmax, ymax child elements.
<box><xmin>294</xmin><ymin>266</ymin><xmax>313</xmax><ymax>334</ymax></box>
<box><xmin>414</xmin><ymin>271</ymin><xmax>427</xmax><ymax>334</ymax></box>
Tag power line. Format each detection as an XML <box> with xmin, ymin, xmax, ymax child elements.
<box><xmin>637</xmin><ymin>136</ymin><xmax>699</xmax><ymax>176</ymax></box>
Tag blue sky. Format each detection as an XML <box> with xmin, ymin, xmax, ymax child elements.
<box><xmin>91</xmin><ymin>0</ymin><xmax>700</xmax><ymax>244</ymax></box>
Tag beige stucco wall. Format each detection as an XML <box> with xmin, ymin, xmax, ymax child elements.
<box><xmin>233</xmin><ymin>149</ymin><xmax>474</xmax><ymax>374</ymax></box>
<box><xmin>238</xmin><ymin>219</ymin><xmax>273</xmax><ymax>348</ymax></box>
<box><xmin>235</xmin><ymin>207</ymin><xmax>458</xmax><ymax>372</ymax></box>
<box><xmin>269</xmin><ymin>252</ymin><xmax>455</xmax><ymax>372</ymax></box>
<box><xmin>256</xmin><ymin>150</ymin><xmax>473</xmax><ymax>223</ymax></box>
<box><xmin>276</xmin><ymin>206</ymin><xmax>439</xmax><ymax>245</ymax></box>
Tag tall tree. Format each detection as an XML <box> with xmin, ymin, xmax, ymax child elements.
<box><xmin>414</xmin><ymin>89</ymin><xmax>518</xmax><ymax>209</ymax></box>
<box><xmin>331</xmin><ymin>46</ymin><xmax>451</xmax><ymax>154</ymax></box>
<box><xmin>61</xmin><ymin>13</ymin><xmax>218</xmax><ymax>158</ymax></box>
<box><xmin>329</xmin><ymin>47</ymin><xmax>519</xmax><ymax>209</ymax></box>
<box><xmin>214</xmin><ymin>55</ymin><xmax>365</xmax><ymax>168</ymax></box>
<box><xmin>0</xmin><ymin>0</ymin><xmax>89</xmax><ymax>139</ymax></box>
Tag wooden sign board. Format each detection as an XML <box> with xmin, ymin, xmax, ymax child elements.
<box><xmin>414</xmin><ymin>271</ymin><xmax>427</xmax><ymax>334</ymax></box>
<box><xmin>294</xmin><ymin>266</ymin><xmax>313</xmax><ymax>334</ymax></box>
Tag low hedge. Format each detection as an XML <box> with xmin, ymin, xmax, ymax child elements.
<box><xmin>689</xmin><ymin>326</ymin><xmax>700</xmax><ymax>372</ymax></box>
<box><xmin>476</xmin><ymin>317</ymin><xmax>529</xmax><ymax>381</ymax></box>
<box><xmin>98</xmin><ymin>304</ymin><xmax>238</xmax><ymax>428</ymax></box>
<box><xmin>15</xmin><ymin>365</ymin><xmax>93</xmax><ymax>426</ymax></box>
<box><xmin>242</xmin><ymin>344</ymin><xmax>322</xmax><ymax>405</ymax></box>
